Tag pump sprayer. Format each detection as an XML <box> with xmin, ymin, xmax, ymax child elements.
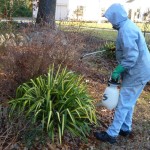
<box><xmin>80</xmin><ymin>51</ymin><xmax>120</xmax><ymax>110</ymax></box>
<box><xmin>96</xmin><ymin>76</ymin><xmax>120</xmax><ymax>110</ymax></box>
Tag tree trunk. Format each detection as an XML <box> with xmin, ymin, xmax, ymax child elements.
<box><xmin>36</xmin><ymin>0</ymin><xmax>56</xmax><ymax>28</ymax></box>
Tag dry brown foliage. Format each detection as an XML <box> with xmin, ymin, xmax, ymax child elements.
<box><xmin>0</xmin><ymin>26</ymin><xmax>110</xmax><ymax>102</ymax></box>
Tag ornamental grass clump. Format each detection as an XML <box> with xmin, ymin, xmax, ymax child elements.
<box><xmin>9</xmin><ymin>64</ymin><xmax>97</xmax><ymax>144</ymax></box>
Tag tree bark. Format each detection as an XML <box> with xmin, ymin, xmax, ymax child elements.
<box><xmin>36</xmin><ymin>0</ymin><xmax>56</xmax><ymax>28</ymax></box>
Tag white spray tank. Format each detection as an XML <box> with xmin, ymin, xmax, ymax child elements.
<box><xmin>96</xmin><ymin>79</ymin><xmax>120</xmax><ymax>110</ymax></box>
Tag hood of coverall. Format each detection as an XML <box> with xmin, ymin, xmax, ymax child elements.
<box><xmin>103</xmin><ymin>3</ymin><xmax>128</xmax><ymax>30</ymax></box>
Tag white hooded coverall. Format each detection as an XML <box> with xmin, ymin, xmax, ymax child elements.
<box><xmin>103</xmin><ymin>3</ymin><xmax>150</xmax><ymax>137</ymax></box>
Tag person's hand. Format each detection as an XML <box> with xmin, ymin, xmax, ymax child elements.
<box><xmin>111</xmin><ymin>64</ymin><xmax>125</xmax><ymax>81</ymax></box>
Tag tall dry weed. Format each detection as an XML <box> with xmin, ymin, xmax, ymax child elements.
<box><xmin>0</xmin><ymin>25</ymin><xmax>109</xmax><ymax>102</ymax></box>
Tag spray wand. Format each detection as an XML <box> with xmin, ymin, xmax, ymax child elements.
<box><xmin>80</xmin><ymin>50</ymin><xmax>106</xmax><ymax>59</ymax></box>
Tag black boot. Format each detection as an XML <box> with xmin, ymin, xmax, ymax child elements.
<box><xmin>94</xmin><ymin>131</ymin><xmax>117</xmax><ymax>144</ymax></box>
<box><xmin>119</xmin><ymin>130</ymin><xmax>131</xmax><ymax>137</ymax></box>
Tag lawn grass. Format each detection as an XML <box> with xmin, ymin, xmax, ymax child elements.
<box><xmin>57</xmin><ymin>21</ymin><xmax>150</xmax><ymax>31</ymax></box>
<box><xmin>80</xmin><ymin>28</ymin><xmax>117</xmax><ymax>41</ymax></box>
<box><xmin>58</xmin><ymin>21</ymin><xmax>150</xmax><ymax>44</ymax></box>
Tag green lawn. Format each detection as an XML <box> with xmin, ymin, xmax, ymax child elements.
<box><xmin>57</xmin><ymin>21</ymin><xmax>150</xmax><ymax>31</ymax></box>
<box><xmin>58</xmin><ymin>21</ymin><xmax>150</xmax><ymax>44</ymax></box>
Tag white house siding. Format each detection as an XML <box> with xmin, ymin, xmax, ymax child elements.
<box><xmin>68</xmin><ymin>0</ymin><xmax>100</xmax><ymax>22</ymax></box>
<box><xmin>123</xmin><ymin>0</ymin><xmax>150</xmax><ymax>22</ymax></box>
<box><xmin>83</xmin><ymin>0</ymin><xmax>100</xmax><ymax>22</ymax></box>
<box><xmin>55</xmin><ymin>0</ymin><xmax>69</xmax><ymax>20</ymax></box>
<box><xmin>33</xmin><ymin>0</ymin><xmax>100</xmax><ymax>22</ymax></box>
<box><xmin>55</xmin><ymin>5</ymin><xmax>68</xmax><ymax>20</ymax></box>
<box><xmin>32</xmin><ymin>0</ymin><xmax>150</xmax><ymax>22</ymax></box>
<box><xmin>67</xmin><ymin>0</ymin><xmax>86</xmax><ymax>20</ymax></box>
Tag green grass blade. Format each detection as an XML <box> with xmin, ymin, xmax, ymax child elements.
<box><xmin>47</xmin><ymin>110</ymin><xmax>52</xmax><ymax>130</ymax></box>
<box><xmin>58</xmin><ymin>124</ymin><xmax>62</xmax><ymax>144</ymax></box>
<box><xmin>67</xmin><ymin>108</ymin><xmax>75</xmax><ymax>123</ymax></box>
<box><xmin>56</xmin><ymin>111</ymin><xmax>61</xmax><ymax>122</ymax></box>
<box><xmin>62</xmin><ymin>114</ymin><xmax>65</xmax><ymax>135</ymax></box>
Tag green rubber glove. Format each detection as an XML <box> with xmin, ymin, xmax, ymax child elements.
<box><xmin>111</xmin><ymin>64</ymin><xmax>125</xmax><ymax>81</ymax></box>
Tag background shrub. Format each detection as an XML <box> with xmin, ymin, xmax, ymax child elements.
<box><xmin>0</xmin><ymin>0</ymin><xmax>32</xmax><ymax>18</ymax></box>
<box><xmin>102</xmin><ymin>41</ymin><xmax>116</xmax><ymax>59</ymax></box>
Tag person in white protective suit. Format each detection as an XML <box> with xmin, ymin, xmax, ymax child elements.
<box><xmin>94</xmin><ymin>3</ymin><xmax>150</xmax><ymax>144</ymax></box>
